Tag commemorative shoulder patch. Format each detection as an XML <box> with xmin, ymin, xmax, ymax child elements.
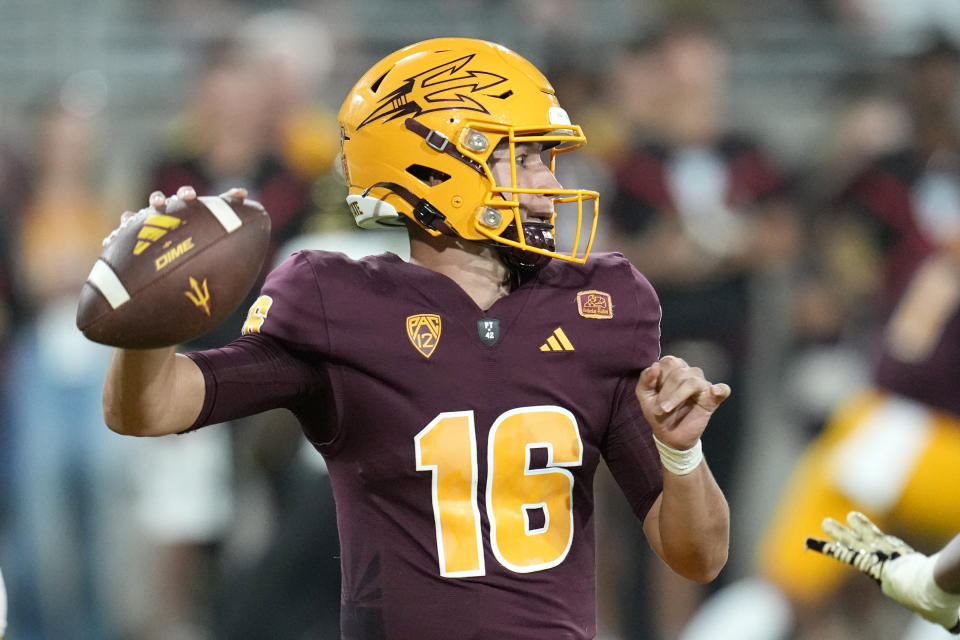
<box><xmin>576</xmin><ymin>290</ymin><xmax>613</xmax><ymax>319</ymax></box>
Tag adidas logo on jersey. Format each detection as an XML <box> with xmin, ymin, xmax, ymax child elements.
<box><xmin>539</xmin><ymin>327</ymin><xmax>574</xmax><ymax>352</ymax></box>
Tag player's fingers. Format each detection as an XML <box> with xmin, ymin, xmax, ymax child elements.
<box><xmin>656</xmin><ymin>355</ymin><xmax>688</xmax><ymax>377</ymax></box>
<box><xmin>806</xmin><ymin>537</ymin><xmax>850</xmax><ymax>561</ymax></box>
<box><xmin>805</xmin><ymin>536</ymin><xmax>828</xmax><ymax>553</ymax></box>
<box><xmin>847</xmin><ymin>511</ymin><xmax>886</xmax><ymax>544</ymax></box>
<box><xmin>149</xmin><ymin>190</ymin><xmax>167</xmax><ymax>210</ymax></box>
<box><xmin>219</xmin><ymin>187</ymin><xmax>248</xmax><ymax>203</ymax></box>
<box><xmin>810</xmin><ymin>538</ymin><xmax>884</xmax><ymax>582</ymax></box>
<box><xmin>177</xmin><ymin>185</ymin><xmax>197</xmax><ymax>201</ymax></box>
<box><xmin>805</xmin><ymin>538</ymin><xmax>851</xmax><ymax>564</ymax></box>
<box><xmin>848</xmin><ymin>511</ymin><xmax>914</xmax><ymax>556</ymax></box>
<box><xmin>821</xmin><ymin>516</ymin><xmax>858</xmax><ymax>546</ymax></box>
<box><xmin>806</xmin><ymin>537</ymin><xmax>857</xmax><ymax>565</ymax></box>
<box><xmin>656</xmin><ymin>365</ymin><xmax>706</xmax><ymax>413</ymax></box>
<box><xmin>697</xmin><ymin>383</ymin><xmax>731</xmax><ymax>412</ymax></box>
<box><xmin>636</xmin><ymin>361</ymin><xmax>661</xmax><ymax>394</ymax></box>
<box><xmin>104</xmin><ymin>210</ymin><xmax>139</xmax><ymax>247</ymax></box>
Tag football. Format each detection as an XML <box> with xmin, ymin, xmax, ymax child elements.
<box><xmin>76</xmin><ymin>195</ymin><xmax>271</xmax><ymax>348</ymax></box>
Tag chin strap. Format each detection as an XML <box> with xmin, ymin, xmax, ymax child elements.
<box><xmin>361</xmin><ymin>181</ymin><xmax>458</xmax><ymax>237</ymax></box>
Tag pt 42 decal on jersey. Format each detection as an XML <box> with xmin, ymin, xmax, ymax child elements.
<box><xmin>407</xmin><ymin>313</ymin><xmax>441</xmax><ymax>358</ymax></box>
<box><xmin>477</xmin><ymin>318</ymin><xmax>500</xmax><ymax>346</ymax></box>
<box><xmin>576</xmin><ymin>290</ymin><xmax>613</xmax><ymax>319</ymax></box>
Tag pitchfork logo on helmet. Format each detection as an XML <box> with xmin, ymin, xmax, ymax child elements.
<box><xmin>338</xmin><ymin>37</ymin><xmax>599</xmax><ymax>266</ymax></box>
<box><xmin>357</xmin><ymin>55</ymin><xmax>508</xmax><ymax>130</ymax></box>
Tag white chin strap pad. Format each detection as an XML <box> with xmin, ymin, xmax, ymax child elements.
<box><xmin>346</xmin><ymin>194</ymin><xmax>404</xmax><ymax>229</ymax></box>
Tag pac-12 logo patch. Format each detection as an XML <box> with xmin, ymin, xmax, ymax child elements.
<box><xmin>576</xmin><ymin>290</ymin><xmax>613</xmax><ymax>319</ymax></box>
<box><xmin>407</xmin><ymin>314</ymin><xmax>442</xmax><ymax>358</ymax></box>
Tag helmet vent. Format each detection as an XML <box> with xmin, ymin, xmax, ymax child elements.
<box><xmin>491</xmin><ymin>89</ymin><xmax>513</xmax><ymax>99</ymax></box>
<box><xmin>406</xmin><ymin>164</ymin><xmax>451</xmax><ymax>185</ymax></box>
<box><xmin>370</xmin><ymin>70</ymin><xmax>389</xmax><ymax>93</ymax></box>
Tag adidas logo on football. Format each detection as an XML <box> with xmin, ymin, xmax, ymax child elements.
<box><xmin>539</xmin><ymin>327</ymin><xmax>574</xmax><ymax>352</ymax></box>
<box><xmin>134</xmin><ymin>214</ymin><xmax>183</xmax><ymax>255</ymax></box>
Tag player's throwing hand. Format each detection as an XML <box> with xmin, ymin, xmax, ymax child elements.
<box><xmin>806</xmin><ymin>511</ymin><xmax>960</xmax><ymax>633</ymax></box>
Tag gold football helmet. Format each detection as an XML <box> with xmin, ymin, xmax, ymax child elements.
<box><xmin>338</xmin><ymin>37</ymin><xmax>599</xmax><ymax>265</ymax></box>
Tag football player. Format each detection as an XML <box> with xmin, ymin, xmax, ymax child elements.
<box><xmin>678</xmin><ymin>35</ymin><xmax>960</xmax><ymax>640</ymax></box>
<box><xmin>99</xmin><ymin>38</ymin><xmax>730</xmax><ymax>639</ymax></box>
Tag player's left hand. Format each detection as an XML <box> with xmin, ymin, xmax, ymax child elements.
<box><xmin>806</xmin><ymin>511</ymin><xmax>960</xmax><ymax>634</ymax></box>
<box><xmin>635</xmin><ymin>355</ymin><xmax>730</xmax><ymax>450</ymax></box>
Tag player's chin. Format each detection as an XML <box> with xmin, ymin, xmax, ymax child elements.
<box><xmin>497</xmin><ymin>220</ymin><xmax>555</xmax><ymax>273</ymax></box>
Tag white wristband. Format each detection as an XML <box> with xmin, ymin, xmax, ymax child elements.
<box><xmin>653</xmin><ymin>434</ymin><xmax>703</xmax><ymax>475</ymax></box>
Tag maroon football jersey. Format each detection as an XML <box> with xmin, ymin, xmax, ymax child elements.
<box><xmin>187</xmin><ymin>250</ymin><xmax>664</xmax><ymax>639</ymax></box>
<box><xmin>839</xmin><ymin>152</ymin><xmax>960</xmax><ymax>417</ymax></box>
<box><xmin>874</xmin><ymin>255</ymin><xmax>960</xmax><ymax>417</ymax></box>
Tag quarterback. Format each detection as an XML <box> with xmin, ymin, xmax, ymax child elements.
<box><xmin>100</xmin><ymin>38</ymin><xmax>730</xmax><ymax>639</ymax></box>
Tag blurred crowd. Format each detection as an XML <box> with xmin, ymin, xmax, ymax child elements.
<box><xmin>0</xmin><ymin>1</ymin><xmax>959</xmax><ymax>639</ymax></box>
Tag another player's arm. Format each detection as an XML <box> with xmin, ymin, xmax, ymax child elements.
<box><xmin>806</xmin><ymin>512</ymin><xmax>960</xmax><ymax>633</ymax></box>
<box><xmin>937</xmin><ymin>534</ymin><xmax>960</xmax><ymax>594</ymax></box>
<box><xmin>636</xmin><ymin>356</ymin><xmax>731</xmax><ymax>583</ymax></box>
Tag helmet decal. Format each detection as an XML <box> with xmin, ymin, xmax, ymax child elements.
<box><xmin>357</xmin><ymin>54</ymin><xmax>508</xmax><ymax>130</ymax></box>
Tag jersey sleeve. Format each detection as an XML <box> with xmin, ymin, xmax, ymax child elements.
<box><xmin>243</xmin><ymin>250</ymin><xmax>332</xmax><ymax>353</ymax></box>
<box><xmin>183</xmin><ymin>251</ymin><xmax>335</xmax><ymax>443</ymax></box>
<box><xmin>185</xmin><ymin>334</ymin><xmax>331</xmax><ymax>438</ymax></box>
<box><xmin>602</xmin><ymin>376</ymin><xmax>663</xmax><ymax>521</ymax></box>
<box><xmin>600</xmin><ymin>257</ymin><xmax>663</xmax><ymax>521</ymax></box>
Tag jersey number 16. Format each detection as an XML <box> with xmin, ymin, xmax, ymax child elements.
<box><xmin>415</xmin><ymin>405</ymin><xmax>583</xmax><ymax>577</ymax></box>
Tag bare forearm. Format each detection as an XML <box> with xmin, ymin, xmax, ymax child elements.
<box><xmin>656</xmin><ymin>462</ymin><xmax>730</xmax><ymax>582</ymax></box>
<box><xmin>102</xmin><ymin>347</ymin><xmax>204</xmax><ymax>436</ymax></box>
<box><xmin>634</xmin><ymin>356</ymin><xmax>731</xmax><ymax>582</ymax></box>
<box><xmin>934</xmin><ymin>533</ymin><xmax>960</xmax><ymax>594</ymax></box>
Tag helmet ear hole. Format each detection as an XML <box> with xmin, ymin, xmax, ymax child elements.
<box><xmin>406</xmin><ymin>164</ymin><xmax>451</xmax><ymax>186</ymax></box>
